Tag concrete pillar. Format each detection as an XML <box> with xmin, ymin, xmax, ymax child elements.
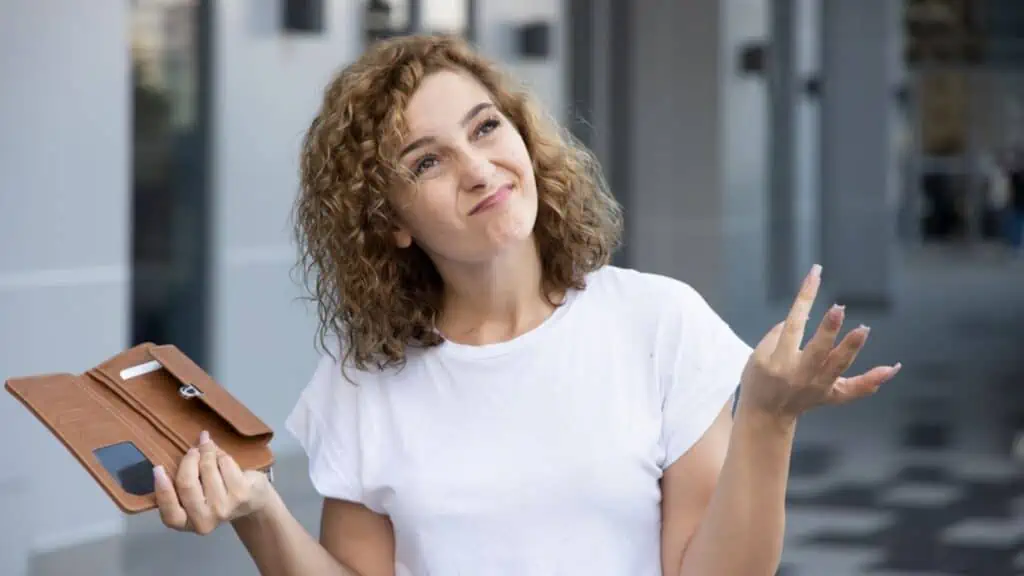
<box><xmin>627</xmin><ymin>0</ymin><xmax>771</xmax><ymax>333</ymax></box>
<box><xmin>767</xmin><ymin>0</ymin><xmax>823</xmax><ymax>302</ymax></box>
<box><xmin>820</xmin><ymin>0</ymin><xmax>903</xmax><ymax>306</ymax></box>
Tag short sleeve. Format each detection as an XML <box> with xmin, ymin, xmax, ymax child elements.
<box><xmin>285</xmin><ymin>353</ymin><xmax>367</xmax><ymax>505</ymax></box>
<box><xmin>658</xmin><ymin>282</ymin><xmax>752</xmax><ymax>469</ymax></box>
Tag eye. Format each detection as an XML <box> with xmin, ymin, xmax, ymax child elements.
<box><xmin>474</xmin><ymin>116</ymin><xmax>502</xmax><ymax>138</ymax></box>
<box><xmin>413</xmin><ymin>154</ymin><xmax>440</xmax><ymax>176</ymax></box>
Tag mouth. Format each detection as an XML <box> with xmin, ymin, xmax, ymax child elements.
<box><xmin>469</xmin><ymin>184</ymin><xmax>513</xmax><ymax>216</ymax></box>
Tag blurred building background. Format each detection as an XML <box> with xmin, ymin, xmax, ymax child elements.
<box><xmin>0</xmin><ymin>0</ymin><xmax>1021</xmax><ymax>574</ymax></box>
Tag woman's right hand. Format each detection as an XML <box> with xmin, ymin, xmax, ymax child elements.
<box><xmin>154</xmin><ymin>430</ymin><xmax>273</xmax><ymax>535</ymax></box>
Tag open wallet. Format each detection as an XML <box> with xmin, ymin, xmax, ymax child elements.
<box><xmin>4</xmin><ymin>342</ymin><xmax>275</xmax><ymax>514</ymax></box>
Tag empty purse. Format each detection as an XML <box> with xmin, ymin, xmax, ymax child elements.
<box><xmin>5</xmin><ymin>342</ymin><xmax>275</xmax><ymax>514</ymax></box>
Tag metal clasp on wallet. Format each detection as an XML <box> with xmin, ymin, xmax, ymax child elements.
<box><xmin>178</xmin><ymin>383</ymin><xmax>204</xmax><ymax>399</ymax></box>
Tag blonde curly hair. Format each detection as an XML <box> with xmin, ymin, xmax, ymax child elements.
<box><xmin>293</xmin><ymin>34</ymin><xmax>622</xmax><ymax>372</ymax></box>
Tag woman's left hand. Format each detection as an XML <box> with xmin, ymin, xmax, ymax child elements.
<box><xmin>737</xmin><ymin>264</ymin><xmax>902</xmax><ymax>423</ymax></box>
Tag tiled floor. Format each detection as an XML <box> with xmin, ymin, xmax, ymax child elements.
<box><xmin>28</xmin><ymin>245</ymin><xmax>1024</xmax><ymax>575</ymax></box>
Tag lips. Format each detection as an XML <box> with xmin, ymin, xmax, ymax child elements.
<box><xmin>469</xmin><ymin>184</ymin><xmax>513</xmax><ymax>215</ymax></box>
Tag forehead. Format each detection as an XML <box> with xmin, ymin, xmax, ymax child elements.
<box><xmin>403</xmin><ymin>69</ymin><xmax>494</xmax><ymax>136</ymax></box>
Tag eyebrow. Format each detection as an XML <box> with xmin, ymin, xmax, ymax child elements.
<box><xmin>399</xmin><ymin>102</ymin><xmax>495</xmax><ymax>159</ymax></box>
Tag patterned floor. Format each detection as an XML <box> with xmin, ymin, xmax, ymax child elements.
<box><xmin>780</xmin><ymin>444</ymin><xmax>1023</xmax><ymax>575</ymax></box>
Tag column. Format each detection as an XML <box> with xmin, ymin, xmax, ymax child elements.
<box><xmin>820</xmin><ymin>0</ymin><xmax>902</xmax><ymax>306</ymax></box>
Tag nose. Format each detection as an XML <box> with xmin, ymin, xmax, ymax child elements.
<box><xmin>458</xmin><ymin>147</ymin><xmax>496</xmax><ymax>194</ymax></box>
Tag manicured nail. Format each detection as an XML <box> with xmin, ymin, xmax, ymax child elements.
<box><xmin>859</xmin><ymin>324</ymin><xmax>871</xmax><ymax>333</ymax></box>
<box><xmin>811</xmin><ymin>264</ymin><xmax>822</xmax><ymax>278</ymax></box>
<box><xmin>890</xmin><ymin>362</ymin><xmax>903</xmax><ymax>376</ymax></box>
<box><xmin>199</xmin><ymin>430</ymin><xmax>210</xmax><ymax>445</ymax></box>
<box><xmin>827</xmin><ymin>304</ymin><xmax>845</xmax><ymax>325</ymax></box>
<box><xmin>153</xmin><ymin>465</ymin><xmax>168</xmax><ymax>486</ymax></box>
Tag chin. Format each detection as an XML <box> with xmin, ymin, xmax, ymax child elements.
<box><xmin>487</xmin><ymin>206</ymin><xmax>537</xmax><ymax>246</ymax></box>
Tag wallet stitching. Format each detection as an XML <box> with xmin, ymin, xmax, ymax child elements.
<box><xmin>74</xmin><ymin>373</ymin><xmax>179</xmax><ymax>476</ymax></box>
<box><xmin>90</xmin><ymin>365</ymin><xmax>193</xmax><ymax>453</ymax></box>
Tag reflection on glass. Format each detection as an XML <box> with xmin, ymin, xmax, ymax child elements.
<box><xmin>94</xmin><ymin>441</ymin><xmax>155</xmax><ymax>496</ymax></box>
<box><xmin>130</xmin><ymin>0</ymin><xmax>209</xmax><ymax>368</ymax></box>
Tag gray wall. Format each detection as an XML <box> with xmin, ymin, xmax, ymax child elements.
<box><xmin>0</xmin><ymin>0</ymin><xmax>130</xmax><ymax>560</ymax></box>
<box><xmin>627</xmin><ymin>0</ymin><xmax>772</xmax><ymax>336</ymax></box>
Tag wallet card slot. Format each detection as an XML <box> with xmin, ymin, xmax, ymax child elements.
<box><xmin>77</xmin><ymin>373</ymin><xmax>181</xmax><ymax>471</ymax></box>
<box><xmin>94</xmin><ymin>356</ymin><xmax>272</xmax><ymax>464</ymax></box>
<box><xmin>89</xmin><ymin>367</ymin><xmax>194</xmax><ymax>453</ymax></box>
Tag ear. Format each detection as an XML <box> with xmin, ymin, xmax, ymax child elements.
<box><xmin>392</xmin><ymin>225</ymin><xmax>413</xmax><ymax>249</ymax></box>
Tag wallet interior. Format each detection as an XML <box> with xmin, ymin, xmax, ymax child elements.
<box><xmin>6</xmin><ymin>343</ymin><xmax>274</xmax><ymax>514</ymax></box>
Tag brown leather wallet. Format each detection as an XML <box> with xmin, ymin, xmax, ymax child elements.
<box><xmin>4</xmin><ymin>342</ymin><xmax>274</xmax><ymax>514</ymax></box>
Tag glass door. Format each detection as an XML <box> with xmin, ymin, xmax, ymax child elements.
<box><xmin>129</xmin><ymin>0</ymin><xmax>211</xmax><ymax>368</ymax></box>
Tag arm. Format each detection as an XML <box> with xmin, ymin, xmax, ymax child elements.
<box><xmin>660</xmin><ymin>399</ymin><xmax>793</xmax><ymax>576</ymax></box>
<box><xmin>232</xmin><ymin>492</ymin><xmax>395</xmax><ymax>576</ymax></box>
<box><xmin>153</xmin><ymin>433</ymin><xmax>393</xmax><ymax>576</ymax></box>
<box><xmin>663</xmin><ymin>264</ymin><xmax>899</xmax><ymax>575</ymax></box>
<box><xmin>231</xmin><ymin>488</ymin><xmax>357</xmax><ymax>576</ymax></box>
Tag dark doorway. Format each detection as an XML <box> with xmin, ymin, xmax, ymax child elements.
<box><xmin>129</xmin><ymin>0</ymin><xmax>212</xmax><ymax>369</ymax></box>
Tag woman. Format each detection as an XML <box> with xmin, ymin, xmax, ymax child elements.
<box><xmin>151</xmin><ymin>35</ymin><xmax>900</xmax><ymax>575</ymax></box>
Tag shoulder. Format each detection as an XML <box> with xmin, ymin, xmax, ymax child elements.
<box><xmin>581</xmin><ymin>265</ymin><xmax>749</xmax><ymax>370</ymax></box>
<box><xmin>286</xmin><ymin>338</ymin><xmax>393</xmax><ymax>446</ymax></box>
<box><xmin>285</xmin><ymin>340</ymin><xmax>390</xmax><ymax>505</ymax></box>
<box><xmin>581</xmin><ymin>265</ymin><xmax>717</xmax><ymax>326</ymax></box>
<box><xmin>293</xmin><ymin>350</ymin><xmax>356</xmax><ymax>417</ymax></box>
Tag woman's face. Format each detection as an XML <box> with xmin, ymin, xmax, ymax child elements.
<box><xmin>388</xmin><ymin>69</ymin><xmax>538</xmax><ymax>265</ymax></box>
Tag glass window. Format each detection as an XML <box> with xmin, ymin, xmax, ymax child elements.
<box><xmin>130</xmin><ymin>0</ymin><xmax>211</xmax><ymax>369</ymax></box>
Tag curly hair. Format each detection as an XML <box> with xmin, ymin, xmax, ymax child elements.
<box><xmin>293</xmin><ymin>34</ymin><xmax>622</xmax><ymax>372</ymax></box>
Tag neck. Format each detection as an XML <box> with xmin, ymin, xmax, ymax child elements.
<box><xmin>433</xmin><ymin>237</ymin><xmax>556</xmax><ymax>346</ymax></box>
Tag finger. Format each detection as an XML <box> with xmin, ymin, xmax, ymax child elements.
<box><xmin>754</xmin><ymin>321</ymin><xmax>785</xmax><ymax>355</ymax></box>
<box><xmin>218</xmin><ymin>451</ymin><xmax>249</xmax><ymax>498</ymax></box>
<box><xmin>197</xmin><ymin>432</ymin><xmax>229</xmax><ymax>517</ymax></box>
<box><xmin>827</xmin><ymin>364</ymin><xmax>901</xmax><ymax>404</ymax></box>
<box><xmin>801</xmin><ymin>304</ymin><xmax>845</xmax><ymax>371</ymax></box>
<box><xmin>175</xmin><ymin>447</ymin><xmax>213</xmax><ymax>533</ymax></box>
<box><xmin>777</xmin><ymin>264</ymin><xmax>823</xmax><ymax>354</ymax></box>
<box><xmin>153</xmin><ymin>465</ymin><xmax>188</xmax><ymax>530</ymax></box>
<box><xmin>819</xmin><ymin>324</ymin><xmax>871</xmax><ymax>384</ymax></box>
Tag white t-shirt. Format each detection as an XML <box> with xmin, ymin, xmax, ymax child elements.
<box><xmin>285</xmin><ymin>265</ymin><xmax>752</xmax><ymax>576</ymax></box>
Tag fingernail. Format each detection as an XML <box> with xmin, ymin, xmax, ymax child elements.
<box><xmin>199</xmin><ymin>430</ymin><xmax>210</xmax><ymax>445</ymax></box>
<box><xmin>890</xmin><ymin>362</ymin><xmax>903</xmax><ymax>376</ymax></box>
<box><xmin>811</xmin><ymin>264</ymin><xmax>822</xmax><ymax>278</ymax></box>
<box><xmin>827</xmin><ymin>304</ymin><xmax>845</xmax><ymax>325</ymax></box>
<box><xmin>153</xmin><ymin>465</ymin><xmax>168</xmax><ymax>486</ymax></box>
<box><xmin>859</xmin><ymin>324</ymin><xmax>871</xmax><ymax>334</ymax></box>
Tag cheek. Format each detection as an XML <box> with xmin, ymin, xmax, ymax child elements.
<box><xmin>397</xmin><ymin>183</ymin><xmax>462</xmax><ymax>233</ymax></box>
<box><xmin>502</xmin><ymin>137</ymin><xmax>535</xmax><ymax>183</ymax></box>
